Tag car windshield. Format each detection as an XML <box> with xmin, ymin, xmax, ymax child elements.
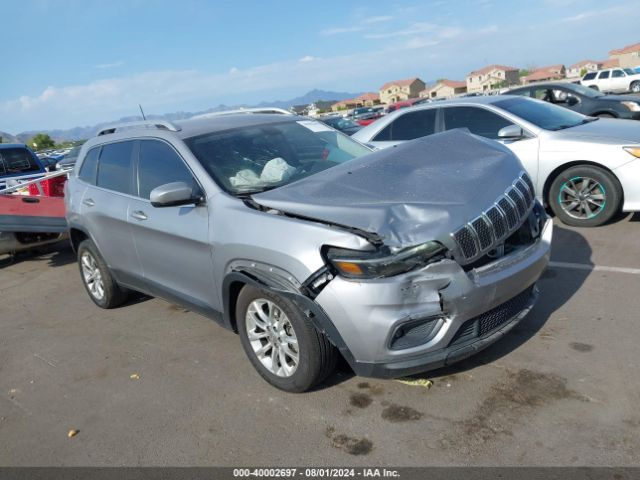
<box><xmin>184</xmin><ymin>120</ymin><xmax>372</xmax><ymax>194</ymax></box>
<box><xmin>324</xmin><ymin>117</ymin><xmax>359</xmax><ymax>129</ymax></box>
<box><xmin>494</xmin><ymin>97</ymin><xmax>595</xmax><ymax>131</ymax></box>
<box><xmin>565</xmin><ymin>83</ymin><xmax>604</xmax><ymax>98</ymax></box>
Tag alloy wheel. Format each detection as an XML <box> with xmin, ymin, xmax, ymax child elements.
<box><xmin>245</xmin><ymin>299</ymin><xmax>299</xmax><ymax>377</ymax></box>
<box><xmin>80</xmin><ymin>251</ymin><xmax>105</xmax><ymax>300</ymax></box>
<box><xmin>558</xmin><ymin>176</ymin><xmax>606</xmax><ymax>219</ymax></box>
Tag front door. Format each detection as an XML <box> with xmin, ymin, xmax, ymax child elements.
<box><xmin>127</xmin><ymin>139</ymin><xmax>216</xmax><ymax>313</ymax></box>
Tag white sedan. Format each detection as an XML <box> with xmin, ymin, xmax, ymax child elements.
<box><xmin>352</xmin><ymin>96</ymin><xmax>640</xmax><ymax>227</ymax></box>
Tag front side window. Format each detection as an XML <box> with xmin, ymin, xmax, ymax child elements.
<box><xmin>624</xmin><ymin>68</ymin><xmax>636</xmax><ymax>75</ymax></box>
<box><xmin>78</xmin><ymin>147</ymin><xmax>100</xmax><ymax>184</ymax></box>
<box><xmin>0</xmin><ymin>147</ymin><xmax>42</xmax><ymax>176</ymax></box>
<box><xmin>598</xmin><ymin>71</ymin><xmax>610</xmax><ymax>79</ymax></box>
<box><xmin>443</xmin><ymin>106</ymin><xmax>512</xmax><ymax>139</ymax></box>
<box><xmin>184</xmin><ymin>120</ymin><xmax>372</xmax><ymax>194</ymax></box>
<box><xmin>96</xmin><ymin>141</ymin><xmax>134</xmax><ymax>194</ymax></box>
<box><xmin>374</xmin><ymin>109</ymin><xmax>437</xmax><ymax>141</ymax></box>
<box><xmin>137</xmin><ymin>140</ymin><xmax>196</xmax><ymax>199</ymax></box>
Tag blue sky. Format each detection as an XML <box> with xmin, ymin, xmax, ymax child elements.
<box><xmin>1</xmin><ymin>0</ymin><xmax>638</xmax><ymax>133</ymax></box>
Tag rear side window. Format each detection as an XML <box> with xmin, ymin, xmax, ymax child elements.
<box><xmin>96</xmin><ymin>141</ymin><xmax>134</xmax><ymax>194</ymax></box>
<box><xmin>612</xmin><ymin>69</ymin><xmax>625</xmax><ymax>78</ymax></box>
<box><xmin>0</xmin><ymin>148</ymin><xmax>42</xmax><ymax>176</ymax></box>
<box><xmin>78</xmin><ymin>147</ymin><xmax>100</xmax><ymax>184</ymax></box>
<box><xmin>443</xmin><ymin>107</ymin><xmax>512</xmax><ymax>139</ymax></box>
<box><xmin>374</xmin><ymin>109</ymin><xmax>437</xmax><ymax>141</ymax></box>
<box><xmin>583</xmin><ymin>72</ymin><xmax>597</xmax><ymax>80</ymax></box>
<box><xmin>598</xmin><ymin>71</ymin><xmax>610</xmax><ymax>79</ymax></box>
<box><xmin>137</xmin><ymin>140</ymin><xmax>195</xmax><ymax>199</ymax></box>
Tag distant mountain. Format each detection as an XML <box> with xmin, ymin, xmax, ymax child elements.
<box><xmin>12</xmin><ymin>89</ymin><xmax>361</xmax><ymax>142</ymax></box>
<box><xmin>0</xmin><ymin>131</ymin><xmax>19</xmax><ymax>143</ymax></box>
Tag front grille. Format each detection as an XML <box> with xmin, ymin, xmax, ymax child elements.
<box><xmin>449</xmin><ymin>286</ymin><xmax>534</xmax><ymax>347</ymax></box>
<box><xmin>451</xmin><ymin>172</ymin><xmax>534</xmax><ymax>264</ymax></box>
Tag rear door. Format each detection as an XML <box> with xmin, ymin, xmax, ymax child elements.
<box><xmin>79</xmin><ymin>141</ymin><xmax>143</xmax><ymax>286</ymax></box>
<box><xmin>369</xmin><ymin>108</ymin><xmax>438</xmax><ymax>148</ymax></box>
<box><xmin>441</xmin><ymin>105</ymin><xmax>540</xmax><ymax>185</ymax></box>
<box><xmin>128</xmin><ymin>139</ymin><xmax>215</xmax><ymax>313</ymax></box>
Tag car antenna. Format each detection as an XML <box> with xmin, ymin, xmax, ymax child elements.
<box><xmin>138</xmin><ymin>104</ymin><xmax>147</xmax><ymax>120</ymax></box>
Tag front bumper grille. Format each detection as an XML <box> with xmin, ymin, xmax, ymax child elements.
<box><xmin>448</xmin><ymin>285</ymin><xmax>535</xmax><ymax>347</ymax></box>
<box><xmin>451</xmin><ymin>172</ymin><xmax>535</xmax><ymax>264</ymax></box>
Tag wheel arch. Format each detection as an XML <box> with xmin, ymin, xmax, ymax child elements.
<box><xmin>69</xmin><ymin>227</ymin><xmax>90</xmax><ymax>253</ymax></box>
<box><xmin>590</xmin><ymin>110</ymin><xmax>619</xmax><ymax>118</ymax></box>
<box><xmin>542</xmin><ymin>160</ymin><xmax>623</xmax><ymax>207</ymax></box>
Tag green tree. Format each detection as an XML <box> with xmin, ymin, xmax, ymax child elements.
<box><xmin>27</xmin><ymin>133</ymin><xmax>55</xmax><ymax>150</ymax></box>
<box><xmin>580</xmin><ymin>67</ymin><xmax>588</xmax><ymax>77</ymax></box>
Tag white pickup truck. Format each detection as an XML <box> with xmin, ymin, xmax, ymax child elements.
<box><xmin>581</xmin><ymin>68</ymin><xmax>640</xmax><ymax>94</ymax></box>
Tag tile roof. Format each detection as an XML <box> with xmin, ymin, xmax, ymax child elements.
<box><xmin>569</xmin><ymin>59</ymin><xmax>602</xmax><ymax>69</ymax></box>
<box><xmin>379</xmin><ymin>77</ymin><xmax>422</xmax><ymax>91</ymax></box>
<box><xmin>440</xmin><ymin>79</ymin><xmax>467</xmax><ymax>88</ymax></box>
<box><xmin>468</xmin><ymin>64</ymin><xmax>518</xmax><ymax>76</ymax></box>
<box><xmin>602</xmin><ymin>58</ymin><xmax>620</xmax><ymax>68</ymax></box>
<box><xmin>610</xmin><ymin>42</ymin><xmax>640</xmax><ymax>55</ymax></box>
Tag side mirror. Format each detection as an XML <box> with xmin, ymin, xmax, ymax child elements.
<box><xmin>498</xmin><ymin>124</ymin><xmax>525</xmax><ymax>139</ymax></box>
<box><xmin>150</xmin><ymin>182</ymin><xmax>202</xmax><ymax>207</ymax></box>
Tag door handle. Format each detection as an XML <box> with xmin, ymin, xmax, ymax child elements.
<box><xmin>130</xmin><ymin>210</ymin><xmax>148</xmax><ymax>221</ymax></box>
<box><xmin>22</xmin><ymin>197</ymin><xmax>40</xmax><ymax>203</ymax></box>
<box><xmin>83</xmin><ymin>198</ymin><xmax>95</xmax><ymax>207</ymax></box>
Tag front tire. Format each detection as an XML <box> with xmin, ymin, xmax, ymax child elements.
<box><xmin>236</xmin><ymin>285</ymin><xmax>337</xmax><ymax>392</ymax></box>
<box><xmin>77</xmin><ymin>239</ymin><xmax>129</xmax><ymax>308</ymax></box>
<box><xmin>549</xmin><ymin>165</ymin><xmax>621</xmax><ymax>227</ymax></box>
<box><xmin>631</xmin><ymin>81</ymin><xmax>640</xmax><ymax>94</ymax></box>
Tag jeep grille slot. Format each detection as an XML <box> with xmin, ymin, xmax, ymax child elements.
<box><xmin>451</xmin><ymin>173</ymin><xmax>535</xmax><ymax>264</ymax></box>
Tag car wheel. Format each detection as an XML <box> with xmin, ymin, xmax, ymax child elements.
<box><xmin>236</xmin><ymin>285</ymin><xmax>337</xmax><ymax>392</ymax></box>
<box><xmin>631</xmin><ymin>81</ymin><xmax>640</xmax><ymax>94</ymax></box>
<box><xmin>77</xmin><ymin>239</ymin><xmax>129</xmax><ymax>308</ymax></box>
<box><xmin>549</xmin><ymin>165</ymin><xmax>621</xmax><ymax>227</ymax></box>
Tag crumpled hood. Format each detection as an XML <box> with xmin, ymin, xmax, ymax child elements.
<box><xmin>252</xmin><ymin>130</ymin><xmax>524</xmax><ymax>249</ymax></box>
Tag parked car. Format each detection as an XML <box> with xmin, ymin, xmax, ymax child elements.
<box><xmin>385</xmin><ymin>98</ymin><xmax>424</xmax><ymax>114</ymax></box>
<box><xmin>0</xmin><ymin>144</ymin><xmax>46</xmax><ymax>190</ymax></box>
<box><xmin>319</xmin><ymin>116</ymin><xmax>362</xmax><ymax>135</ymax></box>
<box><xmin>581</xmin><ymin>68</ymin><xmax>640</xmax><ymax>93</ymax></box>
<box><xmin>56</xmin><ymin>145</ymin><xmax>82</xmax><ymax>169</ymax></box>
<box><xmin>353</xmin><ymin>96</ymin><xmax>640</xmax><ymax>227</ymax></box>
<box><xmin>351</xmin><ymin>106</ymin><xmax>384</xmax><ymax>125</ymax></box>
<box><xmin>507</xmin><ymin>82</ymin><xmax>640</xmax><ymax>119</ymax></box>
<box><xmin>66</xmin><ymin>116</ymin><xmax>551</xmax><ymax>392</ymax></box>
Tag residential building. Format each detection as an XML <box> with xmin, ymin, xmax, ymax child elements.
<box><xmin>330</xmin><ymin>92</ymin><xmax>380</xmax><ymax>112</ymax></box>
<box><xmin>609</xmin><ymin>42</ymin><xmax>640</xmax><ymax>69</ymax></box>
<box><xmin>420</xmin><ymin>79</ymin><xmax>467</xmax><ymax>99</ymax></box>
<box><xmin>602</xmin><ymin>58</ymin><xmax>620</xmax><ymax>69</ymax></box>
<box><xmin>521</xmin><ymin>64</ymin><xmax>566</xmax><ymax>85</ymax></box>
<box><xmin>567</xmin><ymin>60</ymin><xmax>603</xmax><ymax>79</ymax></box>
<box><xmin>378</xmin><ymin>78</ymin><xmax>426</xmax><ymax>104</ymax></box>
<box><xmin>466</xmin><ymin>65</ymin><xmax>519</xmax><ymax>94</ymax></box>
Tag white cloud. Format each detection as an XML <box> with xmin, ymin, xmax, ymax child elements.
<box><xmin>362</xmin><ymin>15</ymin><xmax>393</xmax><ymax>24</ymax></box>
<box><xmin>320</xmin><ymin>25</ymin><xmax>363</xmax><ymax>36</ymax></box>
<box><xmin>299</xmin><ymin>55</ymin><xmax>316</xmax><ymax>63</ymax></box>
<box><xmin>365</xmin><ymin>22</ymin><xmax>461</xmax><ymax>40</ymax></box>
<box><xmin>94</xmin><ymin>61</ymin><xmax>124</xmax><ymax>69</ymax></box>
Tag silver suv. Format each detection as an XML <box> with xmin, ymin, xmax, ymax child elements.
<box><xmin>66</xmin><ymin>114</ymin><xmax>552</xmax><ymax>392</ymax></box>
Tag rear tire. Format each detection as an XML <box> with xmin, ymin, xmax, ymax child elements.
<box><xmin>631</xmin><ymin>81</ymin><xmax>640</xmax><ymax>94</ymax></box>
<box><xmin>236</xmin><ymin>285</ymin><xmax>337</xmax><ymax>392</ymax></box>
<box><xmin>77</xmin><ymin>239</ymin><xmax>129</xmax><ymax>308</ymax></box>
<box><xmin>549</xmin><ymin>165</ymin><xmax>621</xmax><ymax>227</ymax></box>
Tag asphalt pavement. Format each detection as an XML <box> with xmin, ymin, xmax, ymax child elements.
<box><xmin>1</xmin><ymin>215</ymin><xmax>639</xmax><ymax>466</ymax></box>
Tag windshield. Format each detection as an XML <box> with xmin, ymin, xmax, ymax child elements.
<box><xmin>324</xmin><ymin>117</ymin><xmax>359</xmax><ymax>129</ymax></box>
<box><xmin>494</xmin><ymin>97</ymin><xmax>594</xmax><ymax>131</ymax></box>
<box><xmin>565</xmin><ymin>83</ymin><xmax>603</xmax><ymax>98</ymax></box>
<box><xmin>184</xmin><ymin>120</ymin><xmax>372</xmax><ymax>194</ymax></box>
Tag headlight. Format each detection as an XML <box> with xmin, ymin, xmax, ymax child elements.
<box><xmin>324</xmin><ymin>241</ymin><xmax>445</xmax><ymax>279</ymax></box>
<box><xmin>622</xmin><ymin>101</ymin><xmax>640</xmax><ymax>112</ymax></box>
<box><xmin>623</xmin><ymin>146</ymin><xmax>640</xmax><ymax>158</ymax></box>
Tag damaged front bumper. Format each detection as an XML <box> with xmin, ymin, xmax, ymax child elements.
<box><xmin>313</xmin><ymin>218</ymin><xmax>552</xmax><ymax>378</ymax></box>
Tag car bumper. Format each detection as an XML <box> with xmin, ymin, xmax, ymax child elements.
<box><xmin>314</xmin><ymin>218</ymin><xmax>552</xmax><ymax>378</ymax></box>
<box><xmin>615</xmin><ymin>158</ymin><xmax>640</xmax><ymax>212</ymax></box>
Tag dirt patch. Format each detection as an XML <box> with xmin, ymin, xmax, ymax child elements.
<box><xmin>326</xmin><ymin>427</ymin><xmax>373</xmax><ymax>455</ymax></box>
<box><xmin>356</xmin><ymin>381</ymin><xmax>385</xmax><ymax>396</ymax></box>
<box><xmin>349</xmin><ymin>392</ymin><xmax>372</xmax><ymax>409</ymax></box>
<box><xmin>168</xmin><ymin>304</ymin><xmax>189</xmax><ymax>313</ymax></box>
<box><xmin>381</xmin><ymin>404</ymin><xmax>423</xmax><ymax>423</ymax></box>
<box><xmin>445</xmin><ymin>369</ymin><xmax>581</xmax><ymax>448</ymax></box>
<box><xmin>570</xmin><ymin>342</ymin><xmax>594</xmax><ymax>353</ymax></box>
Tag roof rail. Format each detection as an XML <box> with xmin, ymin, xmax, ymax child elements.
<box><xmin>192</xmin><ymin>107</ymin><xmax>293</xmax><ymax>119</ymax></box>
<box><xmin>96</xmin><ymin>120</ymin><xmax>181</xmax><ymax>136</ymax></box>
